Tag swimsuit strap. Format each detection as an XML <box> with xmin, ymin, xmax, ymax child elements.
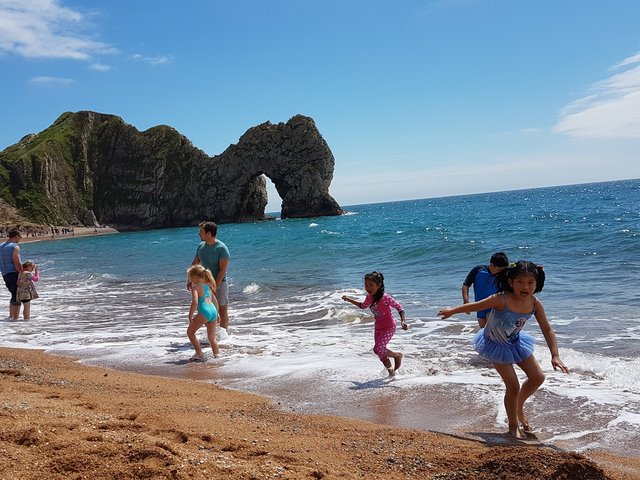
<box><xmin>504</xmin><ymin>292</ymin><xmax>536</xmax><ymax>315</ymax></box>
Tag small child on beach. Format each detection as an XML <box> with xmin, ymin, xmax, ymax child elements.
<box><xmin>186</xmin><ymin>264</ymin><xmax>220</xmax><ymax>362</ymax></box>
<box><xmin>342</xmin><ymin>271</ymin><xmax>408</xmax><ymax>376</ymax></box>
<box><xmin>16</xmin><ymin>261</ymin><xmax>39</xmax><ymax>320</ymax></box>
<box><xmin>438</xmin><ymin>260</ymin><xmax>570</xmax><ymax>439</ymax></box>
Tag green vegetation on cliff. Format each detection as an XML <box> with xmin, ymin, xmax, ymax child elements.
<box><xmin>0</xmin><ymin>112</ymin><xmax>81</xmax><ymax>224</ymax></box>
<box><xmin>1</xmin><ymin>111</ymin><xmax>342</xmax><ymax>230</ymax></box>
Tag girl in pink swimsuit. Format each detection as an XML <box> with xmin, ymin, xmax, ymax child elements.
<box><xmin>342</xmin><ymin>271</ymin><xmax>408</xmax><ymax>376</ymax></box>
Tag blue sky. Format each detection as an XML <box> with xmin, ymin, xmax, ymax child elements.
<box><xmin>1</xmin><ymin>1</ymin><xmax>639</xmax><ymax>211</ymax></box>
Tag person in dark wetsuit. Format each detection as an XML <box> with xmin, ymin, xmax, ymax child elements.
<box><xmin>461</xmin><ymin>252</ymin><xmax>509</xmax><ymax>327</ymax></box>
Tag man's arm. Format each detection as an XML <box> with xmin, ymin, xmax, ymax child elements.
<box><xmin>216</xmin><ymin>258</ymin><xmax>229</xmax><ymax>286</ymax></box>
<box><xmin>12</xmin><ymin>246</ymin><xmax>22</xmax><ymax>272</ymax></box>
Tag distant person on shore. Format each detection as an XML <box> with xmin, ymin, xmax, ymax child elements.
<box><xmin>17</xmin><ymin>261</ymin><xmax>39</xmax><ymax>320</ymax></box>
<box><xmin>186</xmin><ymin>265</ymin><xmax>220</xmax><ymax>362</ymax></box>
<box><xmin>438</xmin><ymin>260</ymin><xmax>570</xmax><ymax>439</ymax></box>
<box><xmin>342</xmin><ymin>271</ymin><xmax>408</xmax><ymax>376</ymax></box>
<box><xmin>462</xmin><ymin>252</ymin><xmax>509</xmax><ymax>328</ymax></box>
<box><xmin>189</xmin><ymin>221</ymin><xmax>230</xmax><ymax>338</ymax></box>
<box><xmin>0</xmin><ymin>229</ymin><xmax>24</xmax><ymax>320</ymax></box>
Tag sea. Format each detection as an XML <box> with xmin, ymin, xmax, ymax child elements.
<box><xmin>2</xmin><ymin>179</ymin><xmax>639</xmax><ymax>456</ymax></box>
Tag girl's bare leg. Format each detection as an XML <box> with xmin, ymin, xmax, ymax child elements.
<box><xmin>205</xmin><ymin>322</ymin><xmax>219</xmax><ymax>357</ymax></box>
<box><xmin>516</xmin><ymin>356</ymin><xmax>545</xmax><ymax>430</ymax></box>
<box><xmin>493</xmin><ymin>362</ymin><xmax>525</xmax><ymax>438</ymax></box>
<box><xmin>187</xmin><ymin>315</ymin><xmax>206</xmax><ymax>356</ymax></box>
<box><xmin>380</xmin><ymin>357</ymin><xmax>395</xmax><ymax>376</ymax></box>
<box><xmin>374</xmin><ymin>330</ymin><xmax>397</xmax><ymax>376</ymax></box>
<box><xmin>22</xmin><ymin>302</ymin><xmax>30</xmax><ymax>320</ymax></box>
<box><xmin>387</xmin><ymin>349</ymin><xmax>403</xmax><ymax>371</ymax></box>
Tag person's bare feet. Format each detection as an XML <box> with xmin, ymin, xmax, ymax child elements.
<box><xmin>189</xmin><ymin>353</ymin><xmax>205</xmax><ymax>362</ymax></box>
<box><xmin>508</xmin><ymin>427</ymin><xmax>526</xmax><ymax>439</ymax></box>
<box><xmin>387</xmin><ymin>367</ymin><xmax>396</xmax><ymax>377</ymax></box>
<box><xmin>521</xmin><ymin>422</ymin><xmax>537</xmax><ymax>437</ymax></box>
<box><xmin>394</xmin><ymin>353</ymin><xmax>403</xmax><ymax>371</ymax></box>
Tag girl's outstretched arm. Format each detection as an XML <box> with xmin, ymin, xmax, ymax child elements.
<box><xmin>438</xmin><ymin>294</ymin><xmax>502</xmax><ymax>319</ymax></box>
<box><xmin>342</xmin><ymin>295</ymin><xmax>361</xmax><ymax>307</ymax></box>
<box><xmin>533</xmin><ymin>300</ymin><xmax>570</xmax><ymax>373</ymax></box>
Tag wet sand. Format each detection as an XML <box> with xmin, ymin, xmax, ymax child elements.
<box><xmin>1</xmin><ymin>347</ymin><xmax>638</xmax><ymax>480</ymax></box>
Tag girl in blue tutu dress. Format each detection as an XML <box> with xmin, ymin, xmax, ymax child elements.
<box><xmin>438</xmin><ymin>261</ymin><xmax>570</xmax><ymax>439</ymax></box>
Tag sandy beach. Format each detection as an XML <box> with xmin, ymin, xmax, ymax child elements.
<box><xmin>0</xmin><ymin>348</ymin><xmax>638</xmax><ymax>480</ymax></box>
<box><xmin>14</xmin><ymin>226</ymin><xmax>119</xmax><ymax>244</ymax></box>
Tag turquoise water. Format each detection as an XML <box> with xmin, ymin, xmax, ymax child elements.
<box><xmin>3</xmin><ymin>178</ymin><xmax>640</xmax><ymax>455</ymax></box>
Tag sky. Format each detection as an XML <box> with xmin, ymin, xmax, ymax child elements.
<box><xmin>1</xmin><ymin>0</ymin><xmax>639</xmax><ymax>212</ymax></box>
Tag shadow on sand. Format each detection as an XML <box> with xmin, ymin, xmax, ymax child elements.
<box><xmin>348</xmin><ymin>377</ymin><xmax>400</xmax><ymax>391</ymax></box>
<box><xmin>446</xmin><ymin>430</ymin><xmax>563</xmax><ymax>451</ymax></box>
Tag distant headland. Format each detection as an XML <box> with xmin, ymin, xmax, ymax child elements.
<box><xmin>0</xmin><ymin>112</ymin><xmax>343</xmax><ymax>231</ymax></box>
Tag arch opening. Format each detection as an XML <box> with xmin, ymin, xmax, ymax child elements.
<box><xmin>263</xmin><ymin>175</ymin><xmax>283</xmax><ymax>217</ymax></box>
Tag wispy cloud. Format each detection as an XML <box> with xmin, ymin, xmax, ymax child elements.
<box><xmin>29</xmin><ymin>76</ymin><xmax>75</xmax><ymax>86</ymax></box>
<box><xmin>132</xmin><ymin>53</ymin><xmax>173</xmax><ymax>66</ymax></box>
<box><xmin>0</xmin><ymin>0</ymin><xmax>115</xmax><ymax>60</ymax></box>
<box><xmin>89</xmin><ymin>62</ymin><xmax>111</xmax><ymax>72</ymax></box>
<box><xmin>487</xmin><ymin>127</ymin><xmax>543</xmax><ymax>138</ymax></box>
<box><xmin>554</xmin><ymin>51</ymin><xmax>640</xmax><ymax>139</ymax></box>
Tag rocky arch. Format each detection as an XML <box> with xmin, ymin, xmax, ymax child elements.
<box><xmin>214</xmin><ymin>114</ymin><xmax>344</xmax><ymax>220</ymax></box>
<box><xmin>0</xmin><ymin>111</ymin><xmax>343</xmax><ymax>230</ymax></box>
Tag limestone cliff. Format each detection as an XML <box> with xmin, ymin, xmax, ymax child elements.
<box><xmin>0</xmin><ymin>112</ymin><xmax>343</xmax><ymax>229</ymax></box>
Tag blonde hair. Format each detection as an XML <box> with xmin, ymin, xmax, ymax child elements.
<box><xmin>187</xmin><ymin>264</ymin><xmax>216</xmax><ymax>291</ymax></box>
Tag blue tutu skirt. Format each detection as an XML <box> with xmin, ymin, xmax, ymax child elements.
<box><xmin>473</xmin><ymin>329</ymin><xmax>535</xmax><ymax>364</ymax></box>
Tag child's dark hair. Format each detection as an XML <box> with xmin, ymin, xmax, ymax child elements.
<box><xmin>364</xmin><ymin>271</ymin><xmax>385</xmax><ymax>304</ymax></box>
<box><xmin>496</xmin><ymin>260</ymin><xmax>545</xmax><ymax>293</ymax></box>
<box><xmin>490</xmin><ymin>252</ymin><xmax>509</xmax><ymax>268</ymax></box>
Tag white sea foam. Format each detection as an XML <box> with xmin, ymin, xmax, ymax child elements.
<box><xmin>5</xmin><ymin>183</ymin><xmax>640</xmax><ymax>456</ymax></box>
<box><xmin>243</xmin><ymin>282</ymin><xmax>262</xmax><ymax>294</ymax></box>
<box><xmin>608</xmin><ymin>410</ymin><xmax>640</xmax><ymax>427</ymax></box>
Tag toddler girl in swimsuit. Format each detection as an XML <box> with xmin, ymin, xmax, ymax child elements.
<box><xmin>342</xmin><ymin>271</ymin><xmax>408</xmax><ymax>376</ymax></box>
<box><xmin>438</xmin><ymin>260</ymin><xmax>570</xmax><ymax>439</ymax></box>
<box><xmin>186</xmin><ymin>264</ymin><xmax>220</xmax><ymax>361</ymax></box>
<box><xmin>17</xmin><ymin>260</ymin><xmax>39</xmax><ymax>320</ymax></box>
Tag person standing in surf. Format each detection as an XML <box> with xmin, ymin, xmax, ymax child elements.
<box><xmin>461</xmin><ymin>252</ymin><xmax>509</xmax><ymax>328</ymax></box>
<box><xmin>342</xmin><ymin>271</ymin><xmax>408</xmax><ymax>376</ymax></box>
<box><xmin>186</xmin><ymin>264</ymin><xmax>220</xmax><ymax>362</ymax></box>
<box><xmin>16</xmin><ymin>260</ymin><xmax>39</xmax><ymax>320</ymax></box>
<box><xmin>0</xmin><ymin>228</ymin><xmax>24</xmax><ymax>320</ymax></box>
<box><xmin>189</xmin><ymin>221</ymin><xmax>230</xmax><ymax>338</ymax></box>
<box><xmin>438</xmin><ymin>260</ymin><xmax>570</xmax><ymax>439</ymax></box>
